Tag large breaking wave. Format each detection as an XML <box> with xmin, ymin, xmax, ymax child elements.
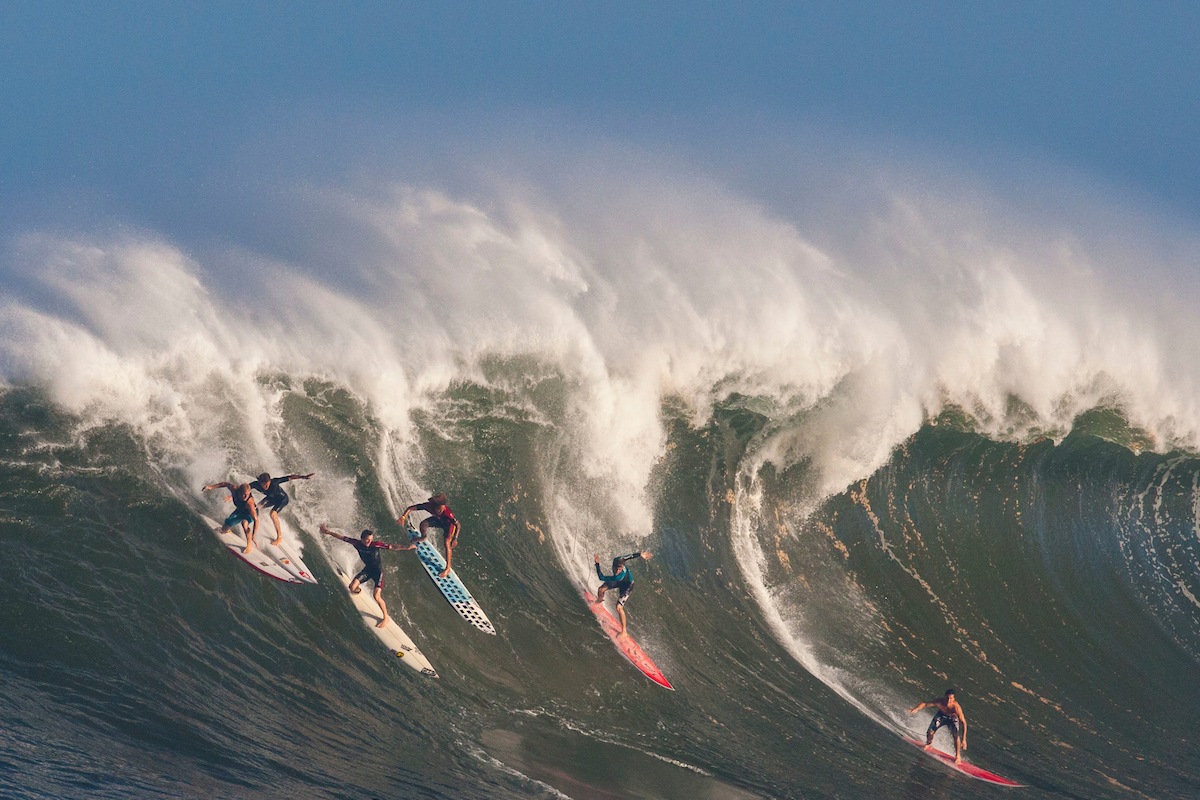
<box><xmin>2</xmin><ymin>161</ymin><xmax>1199</xmax><ymax>798</ymax></box>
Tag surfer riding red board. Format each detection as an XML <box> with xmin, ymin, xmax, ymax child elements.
<box><xmin>586</xmin><ymin>551</ymin><xmax>673</xmax><ymax>690</ymax></box>
<box><xmin>907</xmin><ymin>688</ymin><xmax>1024</xmax><ymax>786</ymax></box>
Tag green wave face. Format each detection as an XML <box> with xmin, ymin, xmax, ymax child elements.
<box><xmin>3</xmin><ymin>374</ymin><xmax>1200</xmax><ymax>800</ymax></box>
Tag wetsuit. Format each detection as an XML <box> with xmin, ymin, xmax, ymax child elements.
<box><xmin>250</xmin><ymin>476</ymin><xmax>292</xmax><ymax>512</ymax></box>
<box><xmin>596</xmin><ymin>553</ymin><xmax>643</xmax><ymax>607</ymax></box>
<box><xmin>223</xmin><ymin>493</ymin><xmax>256</xmax><ymax>529</ymax></box>
<box><xmin>351</xmin><ymin>540</ymin><xmax>392</xmax><ymax>589</ymax></box>
<box><xmin>411</xmin><ymin>502</ymin><xmax>459</xmax><ymax>544</ymax></box>
<box><xmin>928</xmin><ymin>709</ymin><xmax>960</xmax><ymax>738</ymax></box>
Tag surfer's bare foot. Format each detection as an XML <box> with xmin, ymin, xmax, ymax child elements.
<box><xmin>243</xmin><ymin>543</ymin><xmax>255</xmax><ymax>554</ymax></box>
<box><xmin>376</xmin><ymin>617</ymin><xmax>389</xmax><ymax>628</ymax></box>
<box><xmin>954</xmin><ymin>756</ymin><xmax>962</xmax><ymax>765</ymax></box>
<box><xmin>437</xmin><ymin>568</ymin><xmax>450</xmax><ymax>578</ymax></box>
<box><xmin>350</xmin><ymin>587</ymin><xmax>361</xmax><ymax>594</ymax></box>
<box><xmin>923</xmin><ymin>743</ymin><xmax>933</xmax><ymax>751</ymax></box>
<box><xmin>271</xmin><ymin>537</ymin><xmax>283</xmax><ymax>547</ymax></box>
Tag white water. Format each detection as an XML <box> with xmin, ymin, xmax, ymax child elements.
<box><xmin>1</xmin><ymin>156</ymin><xmax>1197</xmax><ymax>720</ymax></box>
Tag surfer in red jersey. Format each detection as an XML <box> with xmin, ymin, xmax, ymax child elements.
<box><xmin>319</xmin><ymin>525</ymin><xmax>415</xmax><ymax>628</ymax></box>
<box><xmin>202</xmin><ymin>481</ymin><xmax>261</xmax><ymax>554</ymax></box>
<box><xmin>909</xmin><ymin>688</ymin><xmax>968</xmax><ymax>764</ymax></box>
<box><xmin>400</xmin><ymin>494</ymin><xmax>460</xmax><ymax>578</ymax></box>
<box><xmin>593</xmin><ymin>551</ymin><xmax>652</xmax><ymax>637</ymax></box>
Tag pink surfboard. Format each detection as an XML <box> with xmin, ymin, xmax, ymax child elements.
<box><xmin>583</xmin><ymin>591</ymin><xmax>673</xmax><ymax>690</ymax></box>
<box><xmin>905</xmin><ymin>737</ymin><xmax>1025</xmax><ymax>786</ymax></box>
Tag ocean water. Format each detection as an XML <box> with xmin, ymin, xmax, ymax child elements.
<box><xmin>1</xmin><ymin>173</ymin><xmax>1198</xmax><ymax>798</ymax></box>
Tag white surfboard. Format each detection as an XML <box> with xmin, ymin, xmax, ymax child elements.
<box><xmin>407</xmin><ymin>525</ymin><xmax>496</xmax><ymax>635</ymax></box>
<box><xmin>318</xmin><ymin>535</ymin><xmax>438</xmax><ymax>677</ymax></box>
<box><xmin>202</xmin><ymin>514</ymin><xmax>301</xmax><ymax>584</ymax></box>
<box><xmin>260</xmin><ymin>518</ymin><xmax>318</xmax><ymax>584</ymax></box>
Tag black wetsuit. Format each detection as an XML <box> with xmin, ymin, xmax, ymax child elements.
<box><xmin>250</xmin><ymin>476</ymin><xmax>292</xmax><ymax>511</ymax></box>
<box><xmin>596</xmin><ymin>553</ymin><xmax>643</xmax><ymax>606</ymax></box>
<box><xmin>351</xmin><ymin>540</ymin><xmax>391</xmax><ymax>589</ymax></box>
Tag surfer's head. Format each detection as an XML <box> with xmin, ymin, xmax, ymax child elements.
<box><xmin>945</xmin><ymin>688</ymin><xmax>958</xmax><ymax>700</ymax></box>
<box><xmin>235</xmin><ymin>483</ymin><xmax>252</xmax><ymax>501</ymax></box>
<box><xmin>257</xmin><ymin>472</ymin><xmax>272</xmax><ymax>485</ymax></box>
<box><xmin>428</xmin><ymin>493</ymin><xmax>448</xmax><ymax>508</ymax></box>
<box><xmin>360</xmin><ymin>529</ymin><xmax>374</xmax><ymax>543</ymax></box>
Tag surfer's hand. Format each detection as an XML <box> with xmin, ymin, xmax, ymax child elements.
<box><xmin>642</xmin><ymin>551</ymin><xmax>652</xmax><ymax>560</ymax></box>
<box><xmin>593</xmin><ymin>554</ymin><xmax>600</xmax><ymax>563</ymax></box>
<box><xmin>304</xmin><ymin>472</ymin><xmax>315</xmax><ymax>479</ymax></box>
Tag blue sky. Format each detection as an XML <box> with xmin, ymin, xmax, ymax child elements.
<box><xmin>3</xmin><ymin>2</ymin><xmax>1199</xmax><ymax>227</ymax></box>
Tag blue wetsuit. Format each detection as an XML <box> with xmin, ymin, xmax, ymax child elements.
<box><xmin>596</xmin><ymin>552</ymin><xmax>643</xmax><ymax>606</ymax></box>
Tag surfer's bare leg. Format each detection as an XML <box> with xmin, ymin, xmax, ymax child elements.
<box><xmin>349</xmin><ymin>577</ymin><xmax>362</xmax><ymax>594</ymax></box>
<box><xmin>595</xmin><ymin>585</ymin><xmax>607</xmax><ymax>603</ymax></box>
<box><xmin>375</xmin><ymin>588</ymin><xmax>389</xmax><ymax>627</ymax></box>
<box><xmin>241</xmin><ymin>521</ymin><xmax>256</xmax><ymax>554</ymax></box>
<box><xmin>924</xmin><ymin>730</ymin><xmax>934</xmax><ymax>749</ymax></box>
<box><xmin>269</xmin><ymin>508</ymin><xmax>283</xmax><ymax>546</ymax></box>
<box><xmin>953</xmin><ymin>735</ymin><xmax>962</xmax><ymax>764</ymax></box>
<box><xmin>617</xmin><ymin>605</ymin><xmax>628</xmax><ymax>637</ymax></box>
<box><xmin>439</xmin><ymin>533</ymin><xmax>455</xmax><ymax>578</ymax></box>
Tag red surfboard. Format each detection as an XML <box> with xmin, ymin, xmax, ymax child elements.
<box><xmin>905</xmin><ymin>737</ymin><xmax>1025</xmax><ymax>786</ymax></box>
<box><xmin>583</xmin><ymin>591</ymin><xmax>673</xmax><ymax>690</ymax></box>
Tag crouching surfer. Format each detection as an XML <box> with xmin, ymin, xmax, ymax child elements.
<box><xmin>909</xmin><ymin>688</ymin><xmax>968</xmax><ymax>764</ymax></box>
<box><xmin>593</xmin><ymin>551</ymin><xmax>652</xmax><ymax>637</ymax></box>
<box><xmin>399</xmin><ymin>493</ymin><xmax>460</xmax><ymax>578</ymax></box>
<box><xmin>203</xmin><ymin>481</ymin><xmax>260</xmax><ymax>554</ymax></box>
<box><xmin>320</xmin><ymin>524</ymin><xmax>415</xmax><ymax>628</ymax></box>
<box><xmin>249</xmin><ymin>471</ymin><xmax>315</xmax><ymax>546</ymax></box>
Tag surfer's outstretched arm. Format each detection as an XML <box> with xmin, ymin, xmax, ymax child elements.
<box><xmin>203</xmin><ymin>481</ymin><xmax>236</xmax><ymax>492</ymax></box>
<box><xmin>319</xmin><ymin>523</ymin><xmax>352</xmax><ymax>543</ymax></box>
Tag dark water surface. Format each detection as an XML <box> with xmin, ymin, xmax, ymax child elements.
<box><xmin>2</xmin><ymin>384</ymin><xmax>1198</xmax><ymax>799</ymax></box>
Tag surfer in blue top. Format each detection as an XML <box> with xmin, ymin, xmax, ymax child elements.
<box><xmin>320</xmin><ymin>524</ymin><xmax>415</xmax><ymax>628</ymax></box>
<box><xmin>400</xmin><ymin>494</ymin><xmax>460</xmax><ymax>578</ymax></box>
<box><xmin>909</xmin><ymin>689</ymin><xmax>968</xmax><ymax>764</ymax></box>
<box><xmin>249</xmin><ymin>471</ymin><xmax>315</xmax><ymax>547</ymax></box>
<box><xmin>202</xmin><ymin>481</ymin><xmax>261</xmax><ymax>554</ymax></box>
<box><xmin>593</xmin><ymin>551</ymin><xmax>652</xmax><ymax>637</ymax></box>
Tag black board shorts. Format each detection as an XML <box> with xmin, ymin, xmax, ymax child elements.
<box><xmin>928</xmin><ymin>711</ymin><xmax>959</xmax><ymax>737</ymax></box>
<box><xmin>354</xmin><ymin>564</ymin><xmax>384</xmax><ymax>589</ymax></box>
<box><xmin>261</xmin><ymin>493</ymin><xmax>289</xmax><ymax>512</ymax></box>
<box><xmin>601</xmin><ymin>580</ymin><xmax>633</xmax><ymax>606</ymax></box>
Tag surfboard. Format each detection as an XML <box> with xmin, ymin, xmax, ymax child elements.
<box><xmin>260</xmin><ymin>518</ymin><xmax>318</xmax><ymax>584</ymax></box>
<box><xmin>203</xmin><ymin>514</ymin><xmax>301</xmax><ymax>583</ymax></box>
<box><xmin>904</xmin><ymin>737</ymin><xmax>1025</xmax><ymax>786</ymax></box>
<box><xmin>317</xmin><ymin>536</ymin><xmax>438</xmax><ymax>677</ymax></box>
<box><xmin>583</xmin><ymin>591</ymin><xmax>673</xmax><ymax>690</ymax></box>
<box><xmin>407</xmin><ymin>526</ymin><xmax>496</xmax><ymax>635</ymax></box>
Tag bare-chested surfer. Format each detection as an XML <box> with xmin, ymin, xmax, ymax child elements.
<box><xmin>909</xmin><ymin>688</ymin><xmax>968</xmax><ymax>764</ymax></box>
<box><xmin>593</xmin><ymin>551</ymin><xmax>652</xmax><ymax>637</ymax></box>
<box><xmin>319</xmin><ymin>524</ymin><xmax>415</xmax><ymax>628</ymax></box>
<box><xmin>202</xmin><ymin>481</ymin><xmax>260</xmax><ymax>554</ymax></box>
<box><xmin>249</xmin><ymin>471</ymin><xmax>315</xmax><ymax>546</ymax></box>
<box><xmin>399</xmin><ymin>494</ymin><xmax>460</xmax><ymax>578</ymax></box>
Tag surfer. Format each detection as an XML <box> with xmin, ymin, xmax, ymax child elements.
<box><xmin>399</xmin><ymin>494</ymin><xmax>460</xmax><ymax>578</ymax></box>
<box><xmin>249</xmin><ymin>471</ymin><xmax>316</xmax><ymax>546</ymax></box>
<box><xmin>909</xmin><ymin>689</ymin><xmax>968</xmax><ymax>764</ymax></box>
<box><xmin>319</xmin><ymin>524</ymin><xmax>415</xmax><ymax>628</ymax></box>
<box><xmin>593</xmin><ymin>551</ymin><xmax>652</xmax><ymax>637</ymax></box>
<box><xmin>202</xmin><ymin>481</ymin><xmax>261</xmax><ymax>554</ymax></box>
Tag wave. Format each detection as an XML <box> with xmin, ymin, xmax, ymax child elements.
<box><xmin>2</xmin><ymin>164</ymin><xmax>1200</xmax><ymax>797</ymax></box>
